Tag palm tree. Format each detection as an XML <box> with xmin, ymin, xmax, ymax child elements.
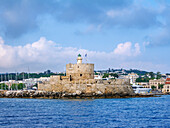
<box><xmin>151</xmin><ymin>85</ymin><xmax>156</xmax><ymax>90</ymax></box>
<box><xmin>158</xmin><ymin>84</ymin><xmax>164</xmax><ymax>92</ymax></box>
<box><xmin>156</xmin><ymin>72</ymin><xmax>161</xmax><ymax>79</ymax></box>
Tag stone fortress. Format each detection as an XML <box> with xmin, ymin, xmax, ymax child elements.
<box><xmin>38</xmin><ymin>54</ymin><xmax>134</xmax><ymax>97</ymax></box>
<box><xmin>66</xmin><ymin>54</ymin><xmax>94</xmax><ymax>81</ymax></box>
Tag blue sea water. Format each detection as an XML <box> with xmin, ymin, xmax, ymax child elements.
<box><xmin>0</xmin><ymin>96</ymin><xmax>170</xmax><ymax>128</ymax></box>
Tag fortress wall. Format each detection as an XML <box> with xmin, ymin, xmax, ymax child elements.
<box><xmin>38</xmin><ymin>83</ymin><xmax>133</xmax><ymax>95</ymax></box>
<box><xmin>66</xmin><ymin>63</ymin><xmax>94</xmax><ymax>80</ymax></box>
<box><xmin>38</xmin><ymin>82</ymin><xmax>64</xmax><ymax>92</ymax></box>
<box><xmin>38</xmin><ymin>82</ymin><xmax>51</xmax><ymax>91</ymax></box>
<box><xmin>38</xmin><ymin>78</ymin><xmax>133</xmax><ymax>95</ymax></box>
<box><xmin>50</xmin><ymin>75</ymin><xmax>61</xmax><ymax>82</ymax></box>
<box><xmin>103</xmin><ymin>79</ymin><xmax>130</xmax><ymax>85</ymax></box>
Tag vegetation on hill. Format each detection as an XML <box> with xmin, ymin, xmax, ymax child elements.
<box><xmin>136</xmin><ymin>77</ymin><xmax>151</xmax><ymax>82</ymax></box>
<box><xmin>136</xmin><ymin>72</ymin><xmax>162</xmax><ymax>82</ymax></box>
<box><xmin>102</xmin><ymin>73</ymin><xmax>118</xmax><ymax>78</ymax></box>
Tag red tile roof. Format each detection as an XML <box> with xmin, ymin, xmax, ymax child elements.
<box><xmin>165</xmin><ymin>82</ymin><xmax>170</xmax><ymax>84</ymax></box>
<box><xmin>166</xmin><ymin>78</ymin><xmax>170</xmax><ymax>81</ymax></box>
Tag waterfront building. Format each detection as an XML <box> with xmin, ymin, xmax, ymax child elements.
<box><xmin>166</xmin><ymin>73</ymin><xmax>170</xmax><ymax>78</ymax></box>
<box><xmin>136</xmin><ymin>82</ymin><xmax>149</xmax><ymax>88</ymax></box>
<box><xmin>162</xmin><ymin>78</ymin><xmax>170</xmax><ymax>93</ymax></box>
<box><xmin>161</xmin><ymin>74</ymin><xmax>167</xmax><ymax>79</ymax></box>
<box><xmin>94</xmin><ymin>75</ymin><xmax>103</xmax><ymax>79</ymax></box>
<box><xmin>149</xmin><ymin>79</ymin><xmax>165</xmax><ymax>90</ymax></box>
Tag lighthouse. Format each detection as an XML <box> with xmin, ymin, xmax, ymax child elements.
<box><xmin>77</xmin><ymin>54</ymin><xmax>82</xmax><ymax>64</ymax></box>
<box><xmin>66</xmin><ymin>54</ymin><xmax>94</xmax><ymax>80</ymax></box>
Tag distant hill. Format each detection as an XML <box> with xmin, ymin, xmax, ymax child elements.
<box><xmin>125</xmin><ymin>69</ymin><xmax>148</xmax><ymax>75</ymax></box>
<box><xmin>95</xmin><ymin>68</ymin><xmax>149</xmax><ymax>75</ymax></box>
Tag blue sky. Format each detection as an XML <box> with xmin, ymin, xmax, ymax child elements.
<box><xmin>0</xmin><ymin>0</ymin><xmax>170</xmax><ymax>73</ymax></box>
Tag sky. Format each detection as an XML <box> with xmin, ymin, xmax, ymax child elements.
<box><xmin>0</xmin><ymin>0</ymin><xmax>170</xmax><ymax>73</ymax></box>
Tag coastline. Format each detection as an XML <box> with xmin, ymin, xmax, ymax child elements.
<box><xmin>0</xmin><ymin>90</ymin><xmax>160</xmax><ymax>99</ymax></box>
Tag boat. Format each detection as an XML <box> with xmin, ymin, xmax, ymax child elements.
<box><xmin>131</xmin><ymin>83</ymin><xmax>151</xmax><ymax>94</ymax></box>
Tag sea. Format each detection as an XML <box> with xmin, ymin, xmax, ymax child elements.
<box><xmin>0</xmin><ymin>95</ymin><xmax>169</xmax><ymax>128</ymax></box>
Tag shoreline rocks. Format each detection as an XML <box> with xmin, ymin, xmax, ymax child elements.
<box><xmin>0</xmin><ymin>90</ymin><xmax>156</xmax><ymax>99</ymax></box>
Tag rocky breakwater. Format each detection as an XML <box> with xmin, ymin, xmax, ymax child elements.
<box><xmin>0</xmin><ymin>88</ymin><xmax>153</xmax><ymax>99</ymax></box>
<box><xmin>0</xmin><ymin>90</ymin><xmax>51</xmax><ymax>98</ymax></box>
<box><xmin>0</xmin><ymin>86</ymin><xmax>134</xmax><ymax>99</ymax></box>
<box><xmin>0</xmin><ymin>86</ymin><xmax>153</xmax><ymax>99</ymax></box>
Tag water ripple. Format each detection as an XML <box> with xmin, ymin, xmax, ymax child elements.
<box><xmin>0</xmin><ymin>96</ymin><xmax>169</xmax><ymax>127</ymax></box>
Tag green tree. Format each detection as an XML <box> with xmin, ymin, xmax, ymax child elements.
<box><xmin>18</xmin><ymin>83</ymin><xmax>26</xmax><ymax>90</ymax></box>
<box><xmin>158</xmin><ymin>84</ymin><xmax>164</xmax><ymax>91</ymax></box>
<box><xmin>156</xmin><ymin>72</ymin><xmax>161</xmax><ymax>79</ymax></box>
<box><xmin>149</xmin><ymin>72</ymin><xmax>155</xmax><ymax>79</ymax></box>
<box><xmin>95</xmin><ymin>72</ymin><xmax>99</xmax><ymax>75</ymax></box>
<box><xmin>136</xmin><ymin>77</ymin><xmax>150</xmax><ymax>82</ymax></box>
<box><xmin>102</xmin><ymin>73</ymin><xmax>109</xmax><ymax>78</ymax></box>
<box><xmin>10</xmin><ymin>84</ymin><xmax>17</xmax><ymax>90</ymax></box>
<box><xmin>151</xmin><ymin>85</ymin><xmax>156</xmax><ymax>90</ymax></box>
<box><xmin>0</xmin><ymin>83</ymin><xmax>8</xmax><ymax>90</ymax></box>
<box><xmin>9</xmin><ymin>83</ymin><xmax>26</xmax><ymax>90</ymax></box>
<box><xmin>110</xmin><ymin>73</ymin><xmax>119</xmax><ymax>78</ymax></box>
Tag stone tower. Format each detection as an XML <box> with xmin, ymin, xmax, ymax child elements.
<box><xmin>77</xmin><ymin>54</ymin><xmax>82</xmax><ymax>64</ymax></box>
<box><xmin>66</xmin><ymin>54</ymin><xmax>94</xmax><ymax>81</ymax></box>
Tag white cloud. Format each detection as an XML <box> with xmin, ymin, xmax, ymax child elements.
<box><xmin>106</xmin><ymin>9</ymin><xmax>131</xmax><ymax>19</ymax></box>
<box><xmin>0</xmin><ymin>37</ymin><xmax>4</xmax><ymax>44</ymax></box>
<box><xmin>113</xmin><ymin>42</ymin><xmax>141</xmax><ymax>56</ymax></box>
<box><xmin>106</xmin><ymin>10</ymin><xmax>118</xmax><ymax>18</ymax></box>
<box><xmin>0</xmin><ymin>37</ymin><xmax>142</xmax><ymax>72</ymax></box>
<box><xmin>134</xmin><ymin>43</ymin><xmax>141</xmax><ymax>55</ymax></box>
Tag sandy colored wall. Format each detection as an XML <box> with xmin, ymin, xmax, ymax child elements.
<box><xmin>38</xmin><ymin>78</ymin><xmax>133</xmax><ymax>95</ymax></box>
<box><xmin>66</xmin><ymin>63</ymin><xmax>94</xmax><ymax>80</ymax></box>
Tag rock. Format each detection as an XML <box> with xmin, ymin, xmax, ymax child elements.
<box><xmin>96</xmin><ymin>91</ymin><xmax>102</xmax><ymax>95</ymax></box>
<box><xmin>76</xmin><ymin>90</ymin><xmax>81</xmax><ymax>95</ymax></box>
<box><xmin>72</xmin><ymin>93</ymin><xmax>77</xmax><ymax>96</ymax></box>
<box><xmin>62</xmin><ymin>93</ymin><xmax>65</xmax><ymax>97</ymax></box>
<box><xmin>5</xmin><ymin>91</ymin><xmax>12</xmax><ymax>97</ymax></box>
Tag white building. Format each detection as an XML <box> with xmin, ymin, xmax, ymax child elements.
<box><xmin>94</xmin><ymin>75</ymin><xmax>103</xmax><ymax>80</ymax></box>
<box><xmin>124</xmin><ymin>72</ymin><xmax>139</xmax><ymax>84</ymax></box>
